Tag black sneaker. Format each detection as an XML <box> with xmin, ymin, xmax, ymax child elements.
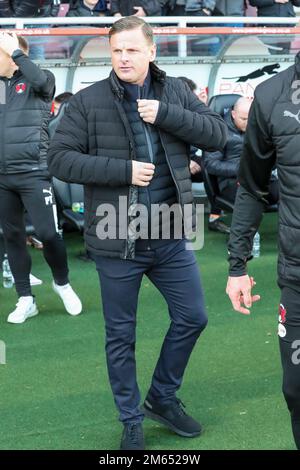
<box><xmin>208</xmin><ymin>218</ymin><xmax>230</xmax><ymax>235</ymax></box>
<box><xmin>120</xmin><ymin>423</ymin><xmax>145</xmax><ymax>450</ymax></box>
<box><xmin>142</xmin><ymin>397</ymin><xmax>202</xmax><ymax>438</ymax></box>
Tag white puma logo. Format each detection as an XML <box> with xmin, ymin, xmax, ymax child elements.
<box><xmin>43</xmin><ymin>187</ymin><xmax>53</xmax><ymax>206</ymax></box>
<box><xmin>283</xmin><ymin>109</ymin><xmax>300</xmax><ymax>124</ymax></box>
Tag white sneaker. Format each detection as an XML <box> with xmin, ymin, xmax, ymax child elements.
<box><xmin>7</xmin><ymin>296</ymin><xmax>39</xmax><ymax>324</ymax></box>
<box><xmin>52</xmin><ymin>281</ymin><xmax>82</xmax><ymax>316</ymax></box>
<box><xmin>29</xmin><ymin>273</ymin><xmax>43</xmax><ymax>286</ymax></box>
<box><xmin>11</xmin><ymin>273</ymin><xmax>43</xmax><ymax>286</ymax></box>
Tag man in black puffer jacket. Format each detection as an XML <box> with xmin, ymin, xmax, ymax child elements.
<box><xmin>48</xmin><ymin>16</ymin><xmax>227</xmax><ymax>450</ymax></box>
<box><xmin>204</xmin><ymin>97</ymin><xmax>251</xmax><ymax>204</ymax></box>
<box><xmin>226</xmin><ymin>51</ymin><xmax>300</xmax><ymax>450</ymax></box>
<box><xmin>204</xmin><ymin>96</ymin><xmax>278</xmax><ymax>206</ymax></box>
<box><xmin>205</xmin><ymin>97</ymin><xmax>278</xmax><ymax>232</ymax></box>
<box><xmin>0</xmin><ymin>32</ymin><xmax>82</xmax><ymax>324</ymax></box>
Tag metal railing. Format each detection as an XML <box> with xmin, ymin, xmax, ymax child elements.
<box><xmin>1</xmin><ymin>16</ymin><xmax>299</xmax><ymax>58</ymax></box>
<box><xmin>0</xmin><ymin>16</ymin><xmax>299</xmax><ymax>28</ymax></box>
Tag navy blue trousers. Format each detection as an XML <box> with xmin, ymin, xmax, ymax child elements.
<box><xmin>94</xmin><ymin>239</ymin><xmax>208</xmax><ymax>424</ymax></box>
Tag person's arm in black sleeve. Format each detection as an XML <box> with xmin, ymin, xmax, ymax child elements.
<box><xmin>47</xmin><ymin>93</ymin><xmax>132</xmax><ymax>187</ymax></box>
<box><xmin>228</xmin><ymin>95</ymin><xmax>276</xmax><ymax>277</ymax></box>
<box><xmin>0</xmin><ymin>0</ymin><xmax>13</xmax><ymax>17</ymax></box>
<box><xmin>141</xmin><ymin>0</ymin><xmax>162</xmax><ymax>16</ymax></box>
<box><xmin>110</xmin><ymin>0</ymin><xmax>120</xmax><ymax>15</ymax></box>
<box><xmin>11</xmin><ymin>50</ymin><xmax>55</xmax><ymax>99</ymax></box>
<box><xmin>13</xmin><ymin>0</ymin><xmax>38</xmax><ymax>16</ymax></box>
<box><xmin>154</xmin><ymin>81</ymin><xmax>228</xmax><ymax>151</ymax></box>
<box><xmin>249</xmin><ymin>0</ymin><xmax>275</xmax><ymax>7</ymax></box>
<box><xmin>203</xmin><ymin>148</ymin><xmax>239</xmax><ymax>177</ymax></box>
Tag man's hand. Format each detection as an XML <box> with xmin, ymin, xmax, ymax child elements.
<box><xmin>0</xmin><ymin>32</ymin><xmax>19</xmax><ymax>57</ymax></box>
<box><xmin>132</xmin><ymin>161</ymin><xmax>155</xmax><ymax>186</ymax></box>
<box><xmin>137</xmin><ymin>99</ymin><xmax>159</xmax><ymax>124</ymax></box>
<box><xmin>197</xmin><ymin>87</ymin><xmax>208</xmax><ymax>105</ymax></box>
<box><xmin>113</xmin><ymin>13</ymin><xmax>122</xmax><ymax>17</ymax></box>
<box><xmin>133</xmin><ymin>6</ymin><xmax>146</xmax><ymax>17</ymax></box>
<box><xmin>190</xmin><ymin>160</ymin><xmax>201</xmax><ymax>175</ymax></box>
<box><xmin>202</xmin><ymin>8</ymin><xmax>212</xmax><ymax>15</ymax></box>
<box><xmin>226</xmin><ymin>275</ymin><xmax>260</xmax><ymax>315</ymax></box>
<box><xmin>275</xmin><ymin>0</ymin><xmax>289</xmax><ymax>3</ymax></box>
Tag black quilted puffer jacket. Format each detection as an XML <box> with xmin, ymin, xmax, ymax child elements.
<box><xmin>48</xmin><ymin>63</ymin><xmax>227</xmax><ymax>259</ymax></box>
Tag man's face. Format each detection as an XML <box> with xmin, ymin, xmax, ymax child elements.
<box><xmin>110</xmin><ymin>27</ymin><xmax>156</xmax><ymax>86</ymax></box>
<box><xmin>84</xmin><ymin>0</ymin><xmax>99</xmax><ymax>8</ymax></box>
<box><xmin>0</xmin><ymin>47</ymin><xmax>14</xmax><ymax>77</ymax></box>
<box><xmin>231</xmin><ymin>105</ymin><xmax>250</xmax><ymax>133</ymax></box>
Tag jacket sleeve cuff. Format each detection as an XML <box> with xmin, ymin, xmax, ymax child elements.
<box><xmin>154</xmin><ymin>101</ymin><xmax>168</xmax><ymax>126</ymax></box>
<box><xmin>126</xmin><ymin>160</ymin><xmax>132</xmax><ymax>185</ymax></box>
<box><xmin>228</xmin><ymin>256</ymin><xmax>248</xmax><ymax>277</ymax></box>
<box><xmin>11</xmin><ymin>49</ymin><xmax>24</xmax><ymax>60</ymax></box>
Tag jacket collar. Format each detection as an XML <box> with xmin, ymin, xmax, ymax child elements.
<box><xmin>109</xmin><ymin>62</ymin><xmax>166</xmax><ymax>100</ymax></box>
<box><xmin>120</xmin><ymin>70</ymin><xmax>151</xmax><ymax>102</ymax></box>
<box><xmin>0</xmin><ymin>69</ymin><xmax>21</xmax><ymax>82</ymax></box>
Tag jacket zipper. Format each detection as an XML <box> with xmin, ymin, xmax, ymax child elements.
<box><xmin>142</xmin><ymin>123</ymin><xmax>153</xmax><ymax>229</ymax></box>
<box><xmin>114</xmin><ymin>98</ymin><xmax>138</xmax><ymax>259</ymax></box>
<box><xmin>123</xmin><ymin>142</ymin><xmax>135</xmax><ymax>260</ymax></box>
<box><xmin>149</xmin><ymin>80</ymin><xmax>182</xmax><ymax>208</ymax></box>
<box><xmin>143</xmin><ymin>124</ymin><xmax>154</xmax><ymax>164</ymax></box>
<box><xmin>159</xmin><ymin>129</ymin><xmax>182</xmax><ymax>210</ymax></box>
<box><xmin>138</xmin><ymin>86</ymin><xmax>154</xmax><ymax>231</ymax></box>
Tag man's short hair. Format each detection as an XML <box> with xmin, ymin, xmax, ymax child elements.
<box><xmin>233</xmin><ymin>96</ymin><xmax>251</xmax><ymax>112</ymax></box>
<box><xmin>178</xmin><ymin>77</ymin><xmax>197</xmax><ymax>93</ymax></box>
<box><xmin>109</xmin><ymin>16</ymin><xmax>154</xmax><ymax>45</ymax></box>
<box><xmin>18</xmin><ymin>36</ymin><xmax>29</xmax><ymax>54</ymax></box>
<box><xmin>54</xmin><ymin>92</ymin><xmax>73</xmax><ymax>104</ymax></box>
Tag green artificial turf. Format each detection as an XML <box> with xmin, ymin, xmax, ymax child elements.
<box><xmin>0</xmin><ymin>212</ymin><xmax>294</xmax><ymax>450</ymax></box>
